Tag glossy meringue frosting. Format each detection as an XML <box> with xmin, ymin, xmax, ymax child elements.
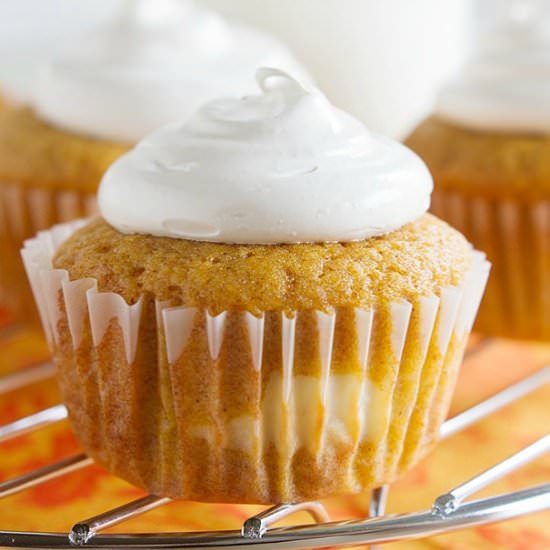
<box><xmin>437</xmin><ymin>2</ymin><xmax>550</xmax><ymax>134</ymax></box>
<box><xmin>98</xmin><ymin>68</ymin><xmax>432</xmax><ymax>245</ymax></box>
<box><xmin>33</xmin><ymin>0</ymin><xmax>307</xmax><ymax>142</ymax></box>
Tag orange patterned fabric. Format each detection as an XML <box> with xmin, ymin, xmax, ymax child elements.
<box><xmin>0</xmin><ymin>311</ymin><xmax>548</xmax><ymax>549</ymax></box>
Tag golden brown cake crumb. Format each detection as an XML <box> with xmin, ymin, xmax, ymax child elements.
<box><xmin>0</xmin><ymin>106</ymin><xmax>128</xmax><ymax>192</ymax></box>
<box><xmin>406</xmin><ymin>116</ymin><xmax>550</xmax><ymax>200</ymax></box>
<box><xmin>54</xmin><ymin>214</ymin><xmax>473</xmax><ymax>314</ymax></box>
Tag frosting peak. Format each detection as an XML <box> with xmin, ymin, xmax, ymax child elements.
<box><xmin>99</xmin><ymin>69</ymin><xmax>432</xmax><ymax>245</ymax></box>
<box><xmin>191</xmin><ymin>68</ymin><xmax>373</xmax><ymax>160</ymax></box>
<box><xmin>437</xmin><ymin>0</ymin><xmax>550</xmax><ymax>133</ymax></box>
<box><xmin>33</xmin><ymin>0</ymin><xmax>307</xmax><ymax>142</ymax></box>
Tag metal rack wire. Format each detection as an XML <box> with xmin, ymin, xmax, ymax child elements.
<box><xmin>0</xmin><ymin>363</ymin><xmax>548</xmax><ymax>549</ymax></box>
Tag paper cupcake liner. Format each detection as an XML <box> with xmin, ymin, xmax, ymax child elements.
<box><xmin>432</xmin><ymin>189</ymin><xmax>549</xmax><ymax>341</ymax></box>
<box><xmin>23</xmin><ymin>221</ymin><xmax>489</xmax><ymax>504</ymax></box>
<box><xmin>0</xmin><ymin>181</ymin><xmax>96</xmax><ymax>323</ymax></box>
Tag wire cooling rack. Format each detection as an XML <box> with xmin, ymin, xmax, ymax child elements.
<box><xmin>0</xmin><ymin>360</ymin><xmax>548</xmax><ymax>549</ymax></box>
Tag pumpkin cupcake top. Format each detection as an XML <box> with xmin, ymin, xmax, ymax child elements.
<box><xmin>54</xmin><ymin>68</ymin><xmax>472</xmax><ymax>313</ymax></box>
<box><xmin>54</xmin><ymin>215</ymin><xmax>472</xmax><ymax>314</ymax></box>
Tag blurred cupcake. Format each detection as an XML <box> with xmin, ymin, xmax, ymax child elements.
<box><xmin>406</xmin><ymin>3</ymin><xmax>550</xmax><ymax>340</ymax></box>
<box><xmin>23</xmin><ymin>69</ymin><xmax>489</xmax><ymax>503</ymax></box>
<box><xmin>0</xmin><ymin>0</ymin><xmax>307</xmax><ymax>324</ymax></box>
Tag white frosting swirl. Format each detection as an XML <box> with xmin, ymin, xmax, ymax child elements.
<box><xmin>98</xmin><ymin>68</ymin><xmax>432</xmax><ymax>245</ymax></box>
<box><xmin>437</xmin><ymin>0</ymin><xmax>550</xmax><ymax>133</ymax></box>
<box><xmin>33</xmin><ymin>0</ymin><xmax>307</xmax><ymax>142</ymax></box>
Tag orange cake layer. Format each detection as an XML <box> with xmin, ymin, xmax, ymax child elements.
<box><xmin>54</xmin><ymin>214</ymin><xmax>473</xmax><ymax>314</ymax></box>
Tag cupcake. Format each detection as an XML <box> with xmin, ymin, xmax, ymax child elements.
<box><xmin>406</xmin><ymin>4</ymin><xmax>550</xmax><ymax>341</ymax></box>
<box><xmin>23</xmin><ymin>69</ymin><xmax>489</xmax><ymax>504</ymax></box>
<box><xmin>0</xmin><ymin>0</ymin><xmax>307</xmax><ymax>324</ymax></box>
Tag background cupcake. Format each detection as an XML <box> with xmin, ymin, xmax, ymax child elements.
<box><xmin>406</xmin><ymin>2</ymin><xmax>550</xmax><ymax>341</ymax></box>
<box><xmin>24</xmin><ymin>69</ymin><xmax>489</xmax><ymax>503</ymax></box>
<box><xmin>0</xmin><ymin>0</ymin><xmax>118</xmax><ymax>310</ymax></box>
<box><xmin>0</xmin><ymin>0</ymin><xmax>307</xmax><ymax>324</ymax></box>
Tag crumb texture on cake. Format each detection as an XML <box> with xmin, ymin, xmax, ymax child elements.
<box><xmin>0</xmin><ymin>106</ymin><xmax>128</xmax><ymax>192</ymax></box>
<box><xmin>54</xmin><ymin>214</ymin><xmax>473</xmax><ymax>314</ymax></box>
<box><xmin>406</xmin><ymin>116</ymin><xmax>550</xmax><ymax>199</ymax></box>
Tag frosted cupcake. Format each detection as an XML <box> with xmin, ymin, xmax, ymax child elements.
<box><xmin>24</xmin><ymin>69</ymin><xmax>489</xmax><ymax>503</ymax></box>
<box><xmin>0</xmin><ymin>0</ymin><xmax>307</xmax><ymax>324</ymax></box>
<box><xmin>406</xmin><ymin>3</ymin><xmax>550</xmax><ymax>340</ymax></box>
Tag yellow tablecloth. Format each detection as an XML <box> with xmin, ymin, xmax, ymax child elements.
<box><xmin>0</xmin><ymin>307</ymin><xmax>549</xmax><ymax>549</ymax></box>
